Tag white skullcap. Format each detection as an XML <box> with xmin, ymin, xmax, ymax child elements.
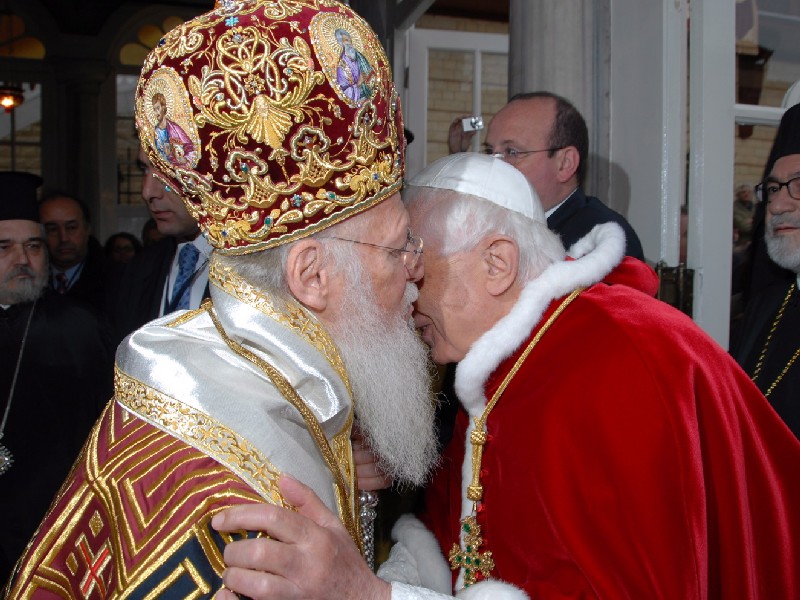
<box><xmin>407</xmin><ymin>153</ymin><xmax>546</xmax><ymax>223</ymax></box>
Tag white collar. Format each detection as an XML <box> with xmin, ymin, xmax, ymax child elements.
<box><xmin>454</xmin><ymin>222</ymin><xmax>626</xmax><ymax>416</ymax></box>
<box><xmin>544</xmin><ymin>187</ymin><xmax>579</xmax><ymax>218</ymax></box>
<box><xmin>179</xmin><ymin>234</ymin><xmax>213</xmax><ymax>258</ymax></box>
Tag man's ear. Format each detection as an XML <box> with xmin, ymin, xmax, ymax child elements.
<box><xmin>482</xmin><ymin>236</ymin><xmax>519</xmax><ymax>296</ymax></box>
<box><xmin>286</xmin><ymin>239</ymin><xmax>330</xmax><ymax>312</ymax></box>
<box><xmin>556</xmin><ymin>146</ymin><xmax>580</xmax><ymax>183</ymax></box>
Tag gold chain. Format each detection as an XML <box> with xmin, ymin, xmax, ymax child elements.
<box><xmin>205</xmin><ymin>300</ymin><xmax>361</xmax><ymax>551</ymax></box>
<box><xmin>466</xmin><ymin>287</ymin><xmax>584</xmax><ymax>502</ymax></box>
<box><xmin>451</xmin><ymin>288</ymin><xmax>583</xmax><ymax>586</ymax></box>
<box><xmin>751</xmin><ymin>282</ymin><xmax>800</xmax><ymax>397</ymax></box>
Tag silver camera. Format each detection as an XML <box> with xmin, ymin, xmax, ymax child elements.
<box><xmin>461</xmin><ymin>116</ymin><xmax>484</xmax><ymax>132</ymax></box>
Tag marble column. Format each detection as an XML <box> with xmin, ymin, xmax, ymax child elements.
<box><xmin>507</xmin><ymin>0</ymin><xmax>612</xmax><ymax>208</ymax></box>
<box><xmin>43</xmin><ymin>58</ymin><xmax>114</xmax><ymax>235</ymax></box>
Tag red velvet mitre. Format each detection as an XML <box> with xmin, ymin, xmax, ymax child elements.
<box><xmin>135</xmin><ymin>0</ymin><xmax>403</xmax><ymax>254</ymax></box>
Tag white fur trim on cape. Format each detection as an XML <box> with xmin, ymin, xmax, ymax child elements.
<box><xmin>390</xmin><ymin>582</ymin><xmax>453</xmax><ymax>600</ymax></box>
<box><xmin>450</xmin><ymin>222</ymin><xmax>624</xmax><ymax>588</ymax></box>
<box><xmin>456</xmin><ymin>580</ymin><xmax>529</xmax><ymax>600</ymax></box>
<box><xmin>378</xmin><ymin>515</ymin><xmax>452</xmax><ymax>594</ymax></box>
<box><xmin>379</xmin><ymin>516</ymin><xmax>530</xmax><ymax>599</ymax></box>
<box><xmin>454</xmin><ymin>222</ymin><xmax>624</xmax><ymax>414</ymax></box>
<box><xmin>389</xmin><ymin>580</ymin><xmax>528</xmax><ymax>600</ymax></box>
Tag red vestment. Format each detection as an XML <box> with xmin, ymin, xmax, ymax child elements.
<box><xmin>413</xmin><ymin>225</ymin><xmax>800</xmax><ymax>599</ymax></box>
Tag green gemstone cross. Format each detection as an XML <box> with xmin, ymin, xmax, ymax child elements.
<box><xmin>448</xmin><ymin>515</ymin><xmax>495</xmax><ymax>586</ymax></box>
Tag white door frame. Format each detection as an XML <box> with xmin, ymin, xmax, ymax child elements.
<box><xmin>611</xmin><ymin>0</ymin><xmax>745</xmax><ymax>347</ymax></box>
<box><xmin>401</xmin><ymin>27</ymin><xmax>508</xmax><ymax>179</ymax></box>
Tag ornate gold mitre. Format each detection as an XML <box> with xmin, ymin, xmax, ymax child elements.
<box><xmin>134</xmin><ymin>0</ymin><xmax>404</xmax><ymax>254</ymax></box>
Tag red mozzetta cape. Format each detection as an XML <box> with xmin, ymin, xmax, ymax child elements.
<box><xmin>417</xmin><ymin>225</ymin><xmax>800</xmax><ymax>599</ymax></box>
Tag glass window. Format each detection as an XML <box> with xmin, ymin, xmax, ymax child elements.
<box><xmin>0</xmin><ymin>84</ymin><xmax>40</xmax><ymax>174</ymax></box>
<box><xmin>737</xmin><ymin>1</ymin><xmax>800</xmax><ymax>108</ymax></box>
<box><xmin>425</xmin><ymin>49</ymin><xmax>508</xmax><ymax>165</ymax></box>
<box><xmin>116</xmin><ymin>74</ymin><xmax>142</xmax><ymax>206</ymax></box>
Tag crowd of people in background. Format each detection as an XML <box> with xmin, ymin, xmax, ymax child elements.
<box><xmin>1</xmin><ymin>145</ymin><xmax>212</xmax><ymax>582</ymax></box>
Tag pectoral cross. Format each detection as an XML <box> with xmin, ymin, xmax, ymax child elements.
<box><xmin>448</xmin><ymin>515</ymin><xmax>495</xmax><ymax>586</ymax></box>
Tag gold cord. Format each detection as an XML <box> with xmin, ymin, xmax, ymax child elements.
<box><xmin>451</xmin><ymin>288</ymin><xmax>583</xmax><ymax>587</ymax></box>
<box><xmin>466</xmin><ymin>287</ymin><xmax>584</xmax><ymax>502</ymax></box>
<box><xmin>751</xmin><ymin>282</ymin><xmax>800</xmax><ymax>398</ymax></box>
<box><xmin>205</xmin><ymin>300</ymin><xmax>361</xmax><ymax>551</ymax></box>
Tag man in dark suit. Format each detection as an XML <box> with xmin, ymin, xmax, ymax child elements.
<box><xmin>450</xmin><ymin>91</ymin><xmax>644</xmax><ymax>260</ymax></box>
<box><xmin>108</xmin><ymin>148</ymin><xmax>211</xmax><ymax>342</ymax></box>
<box><xmin>38</xmin><ymin>193</ymin><xmax>107</xmax><ymax>309</ymax></box>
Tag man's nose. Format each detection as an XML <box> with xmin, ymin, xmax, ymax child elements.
<box><xmin>768</xmin><ymin>187</ymin><xmax>797</xmax><ymax>214</ymax></box>
<box><xmin>10</xmin><ymin>242</ymin><xmax>31</xmax><ymax>265</ymax></box>
<box><xmin>141</xmin><ymin>172</ymin><xmax>163</xmax><ymax>201</ymax></box>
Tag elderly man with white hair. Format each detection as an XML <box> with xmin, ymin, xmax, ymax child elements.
<box><xmin>212</xmin><ymin>153</ymin><xmax>800</xmax><ymax>600</ymax></box>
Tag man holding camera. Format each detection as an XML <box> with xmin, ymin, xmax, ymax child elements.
<box><xmin>449</xmin><ymin>91</ymin><xmax>643</xmax><ymax>260</ymax></box>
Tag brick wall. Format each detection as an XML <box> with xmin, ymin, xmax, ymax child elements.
<box><xmin>733</xmin><ymin>78</ymin><xmax>790</xmax><ymax>191</ymax></box>
<box><xmin>416</xmin><ymin>15</ymin><xmax>793</xmax><ymax>205</ymax></box>
<box><xmin>415</xmin><ymin>16</ymin><xmax>509</xmax><ymax>164</ymax></box>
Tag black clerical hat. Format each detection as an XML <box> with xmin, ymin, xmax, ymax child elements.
<box><xmin>0</xmin><ymin>171</ymin><xmax>43</xmax><ymax>222</ymax></box>
<box><xmin>762</xmin><ymin>103</ymin><xmax>800</xmax><ymax>181</ymax></box>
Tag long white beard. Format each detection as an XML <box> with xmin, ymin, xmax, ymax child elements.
<box><xmin>328</xmin><ymin>282</ymin><xmax>439</xmax><ymax>487</ymax></box>
<box><xmin>766</xmin><ymin>216</ymin><xmax>800</xmax><ymax>273</ymax></box>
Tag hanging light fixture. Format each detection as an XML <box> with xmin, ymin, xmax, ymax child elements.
<box><xmin>0</xmin><ymin>84</ymin><xmax>23</xmax><ymax>112</ymax></box>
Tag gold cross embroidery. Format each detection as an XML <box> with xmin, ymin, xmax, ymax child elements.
<box><xmin>448</xmin><ymin>515</ymin><xmax>495</xmax><ymax>586</ymax></box>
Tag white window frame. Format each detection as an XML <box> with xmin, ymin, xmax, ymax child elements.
<box><xmin>401</xmin><ymin>27</ymin><xmax>508</xmax><ymax>179</ymax></box>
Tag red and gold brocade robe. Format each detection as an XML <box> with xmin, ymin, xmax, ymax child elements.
<box><xmin>6</xmin><ymin>260</ymin><xmax>360</xmax><ymax>599</ymax></box>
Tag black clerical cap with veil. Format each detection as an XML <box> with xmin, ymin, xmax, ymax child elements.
<box><xmin>0</xmin><ymin>171</ymin><xmax>43</xmax><ymax>222</ymax></box>
<box><xmin>762</xmin><ymin>103</ymin><xmax>800</xmax><ymax>181</ymax></box>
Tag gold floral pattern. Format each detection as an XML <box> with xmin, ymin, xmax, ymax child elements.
<box><xmin>115</xmin><ymin>367</ymin><xmax>286</xmax><ymax>505</ymax></box>
<box><xmin>134</xmin><ymin>0</ymin><xmax>403</xmax><ymax>254</ymax></box>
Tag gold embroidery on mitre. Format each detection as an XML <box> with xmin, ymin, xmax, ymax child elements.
<box><xmin>214</xmin><ymin>0</ymin><xmax>341</xmax><ymax>21</ymax></box>
<box><xmin>189</xmin><ymin>26</ymin><xmax>324</xmax><ymax>161</ymax></box>
<box><xmin>115</xmin><ymin>367</ymin><xmax>285</xmax><ymax>506</ymax></box>
<box><xmin>134</xmin><ymin>0</ymin><xmax>402</xmax><ymax>254</ymax></box>
<box><xmin>208</xmin><ymin>256</ymin><xmax>350</xmax><ymax>392</ymax></box>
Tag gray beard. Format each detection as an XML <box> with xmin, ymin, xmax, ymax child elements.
<box><xmin>344</xmin><ymin>45</ymin><xmax>357</xmax><ymax>60</ymax></box>
<box><xmin>766</xmin><ymin>217</ymin><xmax>800</xmax><ymax>273</ymax></box>
<box><xmin>0</xmin><ymin>266</ymin><xmax>48</xmax><ymax>305</ymax></box>
<box><xmin>328</xmin><ymin>281</ymin><xmax>439</xmax><ymax>488</ymax></box>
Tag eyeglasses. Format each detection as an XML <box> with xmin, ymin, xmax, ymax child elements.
<box><xmin>481</xmin><ymin>146</ymin><xmax>564</xmax><ymax>162</ymax></box>
<box><xmin>756</xmin><ymin>177</ymin><xmax>800</xmax><ymax>202</ymax></box>
<box><xmin>329</xmin><ymin>228</ymin><xmax>424</xmax><ymax>270</ymax></box>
